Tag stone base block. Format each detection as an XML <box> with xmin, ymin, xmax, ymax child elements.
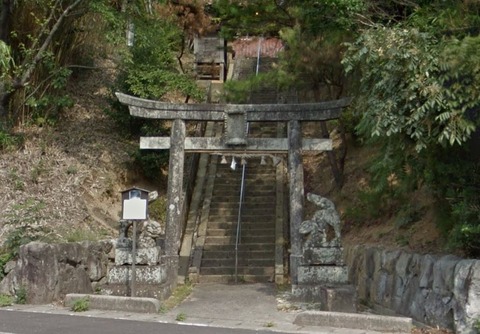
<box><xmin>99</xmin><ymin>282</ymin><xmax>172</xmax><ymax>300</ymax></box>
<box><xmin>115</xmin><ymin>247</ymin><xmax>161</xmax><ymax>266</ymax></box>
<box><xmin>65</xmin><ymin>293</ymin><xmax>161</xmax><ymax>313</ymax></box>
<box><xmin>298</xmin><ymin>265</ymin><xmax>348</xmax><ymax>285</ymax></box>
<box><xmin>108</xmin><ymin>265</ymin><xmax>167</xmax><ymax>285</ymax></box>
<box><xmin>294</xmin><ymin>311</ymin><xmax>412</xmax><ymax>333</ymax></box>
<box><xmin>292</xmin><ymin>284</ymin><xmax>357</xmax><ymax>313</ymax></box>
<box><xmin>303</xmin><ymin>247</ymin><xmax>344</xmax><ymax>265</ymax></box>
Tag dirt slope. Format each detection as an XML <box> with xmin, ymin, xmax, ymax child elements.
<box><xmin>0</xmin><ymin>59</ymin><xmax>140</xmax><ymax>244</ymax></box>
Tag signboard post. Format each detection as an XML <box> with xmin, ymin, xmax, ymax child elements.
<box><xmin>120</xmin><ymin>187</ymin><xmax>149</xmax><ymax>297</ymax></box>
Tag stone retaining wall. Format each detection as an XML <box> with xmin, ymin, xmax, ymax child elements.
<box><xmin>344</xmin><ymin>245</ymin><xmax>480</xmax><ymax>334</ymax></box>
<box><xmin>0</xmin><ymin>241</ymin><xmax>114</xmax><ymax>304</ymax></box>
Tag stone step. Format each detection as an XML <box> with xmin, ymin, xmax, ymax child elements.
<box><xmin>197</xmin><ymin>274</ymin><xmax>273</xmax><ymax>284</ymax></box>
<box><xmin>213</xmin><ymin>184</ymin><xmax>275</xmax><ymax>196</ymax></box>
<box><xmin>207</xmin><ymin>208</ymin><xmax>275</xmax><ymax>216</ymax></box>
<box><xmin>216</xmin><ymin>162</ymin><xmax>276</xmax><ymax>170</ymax></box>
<box><xmin>210</xmin><ymin>201</ymin><xmax>275</xmax><ymax>210</ymax></box>
<box><xmin>204</xmin><ymin>235</ymin><xmax>275</xmax><ymax>245</ymax></box>
<box><xmin>206</xmin><ymin>228</ymin><xmax>275</xmax><ymax>237</ymax></box>
<box><xmin>213</xmin><ymin>174</ymin><xmax>275</xmax><ymax>181</ymax></box>
<box><xmin>207</xmin><ymin>221</ymin><xmax>275</xmax><ymax>230</ymax></box>
<box><xmin>201</xmin><ymin>249</ymin><xmax>274</xmax><ymax>259</ymax></box>
<box><xmin>201</xmin><ymin>258</ymin><xmax>274</xmax><ymax>267</ymax></box>
<box><xmin>200</xmin><ymin>266</ymin><xmax>275</xmax><ymax>276</ymax></box>
<box><xmin>214</xmin><ymin>178</ymin><xmax>276</xmax><ymax>185</ymax></box>
<box><xmin>208</xmin><ymin>201</ymin><xmax>275</xmax><ymax>210</ymax></box>
<box><xmin>208</xmin><ymin>219</ymin><xmax>275</xmax><ymax>229</ymax></box>
<box><xmin>206</xmin><ymin>197</ymin><xmax>276</xmax><ymax>205</ymax></box>
<box><xmin>203</xmin><ymin>243</ymin><xmax>275</xmax><ymax>252</ymax></box>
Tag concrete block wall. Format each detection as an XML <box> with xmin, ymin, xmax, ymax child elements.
<box><xmin>344</xmin><ymin>245</ymin><xmax>480</xmax><ymax>334</ymax></box>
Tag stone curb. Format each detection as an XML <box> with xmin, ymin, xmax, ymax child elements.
<box><xmin>294</xmin><ymin>311</ymin><xmax>412</xmax><ymax>333</ymax></box>
<box><xmin>64</xmin><ymin>294</ymin><xmax>160</xmax><ymax>314</ymax></box>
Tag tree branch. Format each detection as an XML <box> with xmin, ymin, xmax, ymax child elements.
<box><xmin>15</xmin><ymin>0</ymin><xmax>83</xmax><ymax>88</ymax></box>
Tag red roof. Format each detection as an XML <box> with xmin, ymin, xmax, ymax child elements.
<box><xmin>231</xmin><ymin>37</ymin><xmax>284</xmax><ymax>58</ymax></box>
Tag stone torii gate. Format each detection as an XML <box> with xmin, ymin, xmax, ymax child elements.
<box><xmin>116</xmin><ymin>92</ymin><xmax>350</xmax><ymax>287</ymax></box>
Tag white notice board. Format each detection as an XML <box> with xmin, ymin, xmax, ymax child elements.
<box><xmin>123</xmin><ymin>198</ymin><xmax>147</xmax><ymax>220</ymax></box>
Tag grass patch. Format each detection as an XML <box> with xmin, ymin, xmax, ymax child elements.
<box><xmin>15</xmin><ymin>286</ymin><xmax>27</xmax><ymax>304</ymax></box>
<box><xmin>275</xmin><ymin>283</ymin><xmax>290</xmax><ymax>292</ymax></box>
<box><xmin>0</xmin><ymin>294</ymin><xmax>13</xmax><ymax>307</ymax></box>
<box><xmin>175</xmin><ymin>312</ymin><xmax>187</xmax><ymax>322</ymax></box>
<box><xmin>264</xmin><ymin>321</ymin><xmax>275</xmax><ymax>328</ymax></box>
<box><xmin>161</xmin><ymin>281</ymin><xmax>194</xmax><ymax>311</ymax></box>
<box><xmin>71</xmin><ymin>296</ymin><xmax>90</xmax><ymax>312</ymax></box>
<box><xmin>64</xmin><ymin>229</ymin><xmax>101</xmax><ymax>242</ymax></box>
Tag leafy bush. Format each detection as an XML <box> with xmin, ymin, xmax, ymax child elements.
<box><xmin>15</xmin><ymin>286</ymin><xmax>27</xmax><ymax>304</ymax></box>
<box><xmin>342</xmin><ymin>15</ymin><xmax>480</xmax><ymax>255</ymax></box>
<box><xmin>131</xmin><ymin>150</ymin><xmax>169</xmax><ymax>183</ymax></box>
<box><xmin>71</xmin><ymin>297</ymin><xmax>89</xmax><ymax>312</ymax></box>
<box><xmin>0</xmin><ymin>294</ymin><xmax>13</xmax><ymax>307</ymax></box>
<box><xmin>149</xmin><ymin>197</ymin><xmax>167</xmax><ymax>226</ymax></box>
<box><xmin>0</xmin><ymin>253</ymin><xmax>12</xmax><ymax>280</ymax></box>
<box><xmin>0</xmin><ymin>130</ymin><xmax>23</xmax><ymax>152</ymax></box>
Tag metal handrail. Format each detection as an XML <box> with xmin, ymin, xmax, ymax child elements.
<box><xmin>234</xmin><ymin>129</ymin><xmax>248</xmax><ymax>283</ymax></box>
<box><xmin>234</xmin><ymin>37</ymin><xmax>263</xmax><ymax>283</ymax></box>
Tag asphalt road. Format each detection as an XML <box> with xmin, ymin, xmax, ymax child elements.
<box><xmin>0</xmin><ymin>310</ymin><xmax>288</xmax><ymax>334</ymax></box>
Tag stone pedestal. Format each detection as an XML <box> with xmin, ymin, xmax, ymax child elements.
<box><xmin>108</xmin><ymin>265</ymin><xmax>167</xmax><ymax>284</ymax></box>
<box><xmin>292</xmin><ymin>283</ymin><xmax>357</xmax><ymax>313</ymax></box>
<box><xmin>298</xmin><ymin>265</ymin><xmax>349</xmax><ymax>284</ymax></box>
<box><xmin>293</xmin><ymin>193</ymin><xmax>358</xmax><ymax>312</ymax></box>
<box><xmin>294</xmin><ymin>253</ymin><xmax>357</xmax><ymax>313</ymax></box>
<box><xmin>115</xmin><ymin>247</ymin><xmax>161</xmax><ymax>266</ymax></box>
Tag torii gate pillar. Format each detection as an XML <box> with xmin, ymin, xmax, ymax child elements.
<box><xmin>165</xmin><ymin>119</ymin><xmax>186</xmax><ymax>258</ymax></box>
<box><xmin>288</xmin><ymin>120</ymin><xmax>304</xmax><ymax>284</ymax></box>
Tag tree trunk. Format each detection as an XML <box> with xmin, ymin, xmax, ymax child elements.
<box><xmin>0</xmin><ymin>0</ymin><xmax>11</xmax><ymax>42</ymax></box>
<box><xmin>320</xmin><ymin>121</ymin><xmax>344</xmax><ymax>189</ymax></box>
<box><xmin>0</xmin><ymin>85</ymin><xmax>11</xmax><ymax>129</ymax></box>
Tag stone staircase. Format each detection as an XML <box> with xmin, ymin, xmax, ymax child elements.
<box><xmin>179</xmin><ymin>56</ymin><xmax>287</xmax><ymax>284</ymax></box>
<box><xmin>198</xmin><ymin>158</ymin><xmax>278</xmax><ymax>283</ymax></box>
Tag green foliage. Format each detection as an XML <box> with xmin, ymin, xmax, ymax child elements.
<box><xmin>0</xmin><ymin>294</ymin><xmax>13</xmax><ymax>307</ymax></box>
<box><xmin>3</xmin><ymin>198</ymin><xmax>54</xmax><ymax>257</ymax></box>
<box><xmin>0</xmin><ymin>253</ymin><xmax>13</xmax><ymax>280</ymax></box>
<box><xmin>0</xmin><ymin>41</ymin><xmax>14</xmax><ymax>80</ymax></box>
<box><xmin>15</xmin><ymin>286</ymin><xmax>27</xmax><ymax>304</ymax></box>
<box><xmin>175</xmin><ymin>312</ymin><xmax>187</xmax><ymax>321</ymax></box>
<box><xmin>149</xmin><ymin>197</ymin><xmax>167</xmax><ymax>226</ymax></box>
<box><xmin>162</xmin><ymin>281</ymin><xmax>194</xmax><ymax>311</ymax></box>
<box><xmin>71</xmin><ymin>297</ymin><xmax>90</xmax><ymax>312</ymax></box>
<box><xmin>474</xmin><ymin>318</ymin><xmax>480</xmax><ymax>331</ymax></box>
<box><xmin>212</xmin><ymin>0</ymin><xmax>364</xmax><ymax>38</ymax></box>
<box><xmin>64</xmin><ymin>229</ymin><xmax>102</xmax><ymax>243</ymax></box>
<box><xmin>394</xmin><ymin>204</ymin><xmax>424</xmax><ymax>229</ymax></box>
<box><xmin>429</xmin><ymin>155</ymin><xmax>480</xmax><ymax>256</ymax></box>
<box><xmin>23</xmin><ymin>53</ymin><xmax>74</xmax><ymax>126</ymax></box>
<box><xmin>216</xmin><ymin>0</ymin><xmax>361</xmax><ymax>99</ymax></box>
<box><xmin>212</xmin><ymin>0</ymin><xmax>292</xmax><ymax>38</ymax></box>
<box><xmin>223</xmin><ymin>72</ymin><xmax>276</xmax><ymax>103</ymax></box>
<box><xmin>2</xmin><ymin>0</ymin><xmax>90</xmax><ymax>127</ymax></box>
<box><xmin>343</xmin><ymin>27</ymin><xmax>480</xmax><ymax>152</ymax></box>
<box><xmin>119</xmin><ymin>6</ymin><xmax>203</xmax><ymax>102</ymax></box>
<box><xmin>343</xmin><ymin>4</ymin><xmax>480</xmax><ymax>255</ymax></box>
<box><xmin>131</xmin><ymin>150</ymin><xmax>169</xmax><ymax>183</ymax></box>
<box><xmin>0</xmin><ymin>130</ymin><xmax>23</xmax><ymax>152</ymax></box>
